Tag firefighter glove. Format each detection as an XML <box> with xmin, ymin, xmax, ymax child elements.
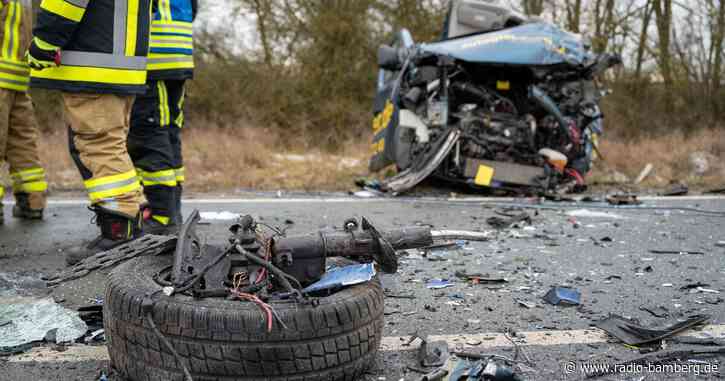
<box><xmin>27</xmin><ymin>38</ymin><xmax>60</xmax><ymax>70</ymax></box>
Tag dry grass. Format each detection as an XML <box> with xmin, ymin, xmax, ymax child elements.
<box><xmin>2</xmin><ymin>127</ymin><xmax>722</xmax><ymax>195</ymax></box>
<box><xmin>590</xmin><ymin>128</ymin><xmax>725</xmax><ymax>189</ymax></box>
<box><xmin>25</xmin><ymin>127</ymin><xmax>370</xmax><ymax>194</ymax></box>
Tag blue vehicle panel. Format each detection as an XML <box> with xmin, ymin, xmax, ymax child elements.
<box><xmin>420</xmin><ymin>23</ymin><xmax>590</xmax><ymax>66</ymax></box>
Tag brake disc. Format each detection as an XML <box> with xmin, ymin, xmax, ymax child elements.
<box><xmin>45</xmin><ymin>235</ymin><xmax>177</xmax><ymax>287</ymax></box>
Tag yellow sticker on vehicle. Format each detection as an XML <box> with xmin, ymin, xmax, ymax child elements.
<box><xmin>372</xmin><ymin>101</ymin><xmax>394</xmax><ymax>134</ymax></box>
<box><xmin>474</xmin><ymin>165</ymin><xmax>495</xmax><ymax>186</ymax></box>
<box><xmin>496</xmin><ymin>81</ymin><xmax>510</xmax><ymax>91</ymax></box>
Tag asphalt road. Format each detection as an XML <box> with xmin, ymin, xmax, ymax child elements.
<box><xmin>1</xmin><ymin>194</ymin><xmax>724</xmax><ymax>381</ymax></box>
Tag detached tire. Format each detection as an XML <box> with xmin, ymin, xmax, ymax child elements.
<box><xmin>104</xmin><ymin>255</ymin><xmax>384</xmax><ymax>381</ymax></box>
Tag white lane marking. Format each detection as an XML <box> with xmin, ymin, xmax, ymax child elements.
<box><xmin>2</xmin><ymin>195</ymin><xmax>723</xmax><ymax>206</ymax></box>
<box><xmin>7</xmin><ymin>325</ymin><xmax>725</xmax><ymax>363</ymax></box>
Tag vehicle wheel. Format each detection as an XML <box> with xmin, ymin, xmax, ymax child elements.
<box><xmin>104</xmin><ymin>255</ymin><xmax>385</xmax><ymax>381</ymax></box>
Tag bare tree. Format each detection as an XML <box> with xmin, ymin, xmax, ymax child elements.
<box><xmin>521</xmin><ymin>0</ymin><xmax>545</xmax><ymax>15</ymax></box>
<box><xmin>653</xmin><ymin>0</ymin><xmax>674</xmax><ymax>107</ymax></box>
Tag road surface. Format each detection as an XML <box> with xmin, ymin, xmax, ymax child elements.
<box><xmin>1</xmin><ymin>194</ymin><xmax>724</xmax><ymax>380</ymax></box>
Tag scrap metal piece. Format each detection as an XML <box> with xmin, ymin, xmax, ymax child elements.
<box><xmin>383</xmin><ymin>129</ymin><xmax>461</xmax><ymax>194</ymax></box>
<box><xmin>595</xmin><ymin>314</ymin><xmax>710</xmax><ymax>346</ymax></box>
<box><xmin>362</xmin><ymin>217</ymin><xmax>398</xmax><ymax>274</ymax></box>
<box><xmin>606</xmin><ymin>194</ymin><xmax>641</xmax><ymax>206</ymax></box>
<box><xmin>46</xmin><ymin>235</ymin><xmax>177</xmax><ymax>286</ymax></box>
<box><xmin>419</xmin><ymin>338</ymin><xmax>449</xmax><ymax>367</ymax></box>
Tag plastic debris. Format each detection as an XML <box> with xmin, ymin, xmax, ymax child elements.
<box><xmin>650</xmin><ymin>249</ymin><xmax>704</xmax><ymax>255</ymax></box>
<box><xmin>566</xmin><ymin>209</ymin><xmax>625</xmax><ymax>220</ymax></box>
<box><xmin>199</xmin><ymin>211</ymin><xmax>240</xmax><ymax>221</ymax></box>
<box><xmin>606</xmin><ymin>194</ymin><xmax>641</xmax><ymax>206</ymax></box>
<box><xmin>426</xmin><ymin>279</ymin><xmax>454</xmax><ymax>289</ymax></box>
<box><xmin>595</xmin><ymin>314</ymin><xmax>709</xmax><ymax>345</ymax></box>
<box><xmin>0</xmin><ymin>295</ymin><xmax>88</xmax><ymax>350</ymax></box>
<box><xmin>302</xmin><ymin>263</ymin><xmax>376</xmax><ymax>293</ymax></box>
<box><xmin>634</xmin><ymin>164</ymin><xmax>654</xmax><ymax>184</ymax></box>
<box><xmin>542</xmin><ymin>287</ymin><xmax>581</xmax><ymax>306</ymax></box>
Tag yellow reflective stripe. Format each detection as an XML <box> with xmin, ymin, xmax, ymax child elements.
<box><xmin>152</xmin><ymin>20</ymin><xmax>192</xmax><ymax>28</ymax></box>
<box><xmin>11</xmin><ymin>167</ymin><xmax>45</xmax><ymax>177</ymax></box>
<box><xmin>84</xmin><ymin>170</ymin><xmax>138</xmax><ymax>189</ymax></box>
<box><xmin>137</xmin><ymin>168</ymin><xmax>176</xmax><ymax>187</ymax></box>
<box><xmin>149</xmin><ymin>41</ymin><xmax>193</xmax><ymax>49</ymax></box>
<box><xmin>87</xmin><ymin>181</ymin><xmax>141</xmax><ymax>202</ymax></box>
<box><xmin>33</xmin><ymin>37</ymin><xmax>60</xmax><ymax>51</ymax></box>
<box><xmin>16</xmin><ymin>181</ymin><xmax>48</xmax><ymax>193</ymax></box>
<box><xmin>125</xmin><ymin>0</ymin><xmax>139</xmax><ymax>56</ymax></box>
<box><xmin>147</xmin><ymin>54</ymin><xmax>194</xmax><ymax>71</ymax></box>
<box><xmin>157</xmin><ymin>0</ymin><xmax>171</xmax><ymax>21</ymax></box>
<box><xmin>151</xmin><ymin>35</ymin><xmax>193</xmax><ymax>42</ymax></box>
<box><xmin>0</xmin><ymin>187</ymin><xmax>4</xmax><ymax>197</ymax></box>
<box><xmin>175</xmin><ymin>88</ymin><xmax>185</xmax><ymax>127</ymax></box>
<box><xmin>175</xmin><ymin>167</ymin><xmax>185</xmax><ymax>182</ymax></box>
<box><xmin>10</xmin><ymin>1</ymin><xmax>20</xmax><ymax>60</ymax></box>
<box><xmin>2</xmin><ymin>1</ymin><xmax>14</xmax><ymax>60</ymax></box>
<box><xmin>11</xmin><ymin>168</ymin><xmax>47</xmax><ymax>191</ymax></box>
<box><xmin>0</xmin><ymin>63</ymin><xmax>29</xmax><ymax>90</ymax></box>
<box><xmin>152</xmin><ymin>215</ymin><xmax>170</xmax><ymax>225</ymax></box>
<box><xmin>84</xmin><ymin>170</ymin><xmax>141</xmax><ymax>202</ymax></box>
<box><xmin>31</xmin><ymin>65</ymin><xmax>146</xmax><ymax>86</ymax></box>
<box><xmin>157</xmin><ymin>81</ymin><xmax>170</xmax><ymax>126</ymax></box>
<box><xmin>40</xmin><ymin>0</ymin><xmax>85</xmax><ymax>22</ymax></box>
<box><xmin>0</xmin><ymin>59</ymin><xmax>30</xmax><ymax>73</ymax></box>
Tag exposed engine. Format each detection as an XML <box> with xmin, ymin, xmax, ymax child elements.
<box><xmin>370</xmin><ymin>21</ymin><xmax>620</xmax><ymax>194</ymax></box>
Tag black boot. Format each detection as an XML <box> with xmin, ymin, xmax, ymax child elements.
<box><xmin>66</xmin><ymin>206</ymin><xmax>143</xmax><ymax>266</ymax></box>
<box><xmin>0</xmin><ymin>202</ymin><xmax>4</xmax><ymax>225</ymax></box>
<box><xmin>12</xmin><ymin>193</ymin><xmax>43</xmax><ymax>220</ymax></box>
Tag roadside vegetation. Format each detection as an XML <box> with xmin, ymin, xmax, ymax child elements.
<box><xmin>18</xmin><ymin>0</ymin><xmax>725</xmax><ymax>193</ymax></box>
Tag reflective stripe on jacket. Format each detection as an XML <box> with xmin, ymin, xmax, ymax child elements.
<box><xmin>0</xmin><ymin>0</ymin><xmax>32</xmax><ymax>92</ymax></box>
<box><xmin>148</xmin><ymin>0</ymin><xmax>195</xmax><ymax>80</ymax></box>
<box><xmin>30</xmin><ymin>0</ymin><xmax>152</xmax><ymax>94</ymax></box>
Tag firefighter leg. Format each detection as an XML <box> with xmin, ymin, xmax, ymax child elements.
<box><xmin>6</xmin><ymin>91</ymin><xmax>47</xmax><ymax>219</ymax></box>
<box><xmin>64</xmin><ymin>92</ymin><xmax>145</xmax><ymax>265</ymax></box>
<box><xmin>128</xmin><ymin>80</ymin><xmax>177</xmax><ymax>233</ymax></box>
<box><xmin>166</xmin><ymin>79</ymin><xmax>186</xmax><ymax>225</ymax></box>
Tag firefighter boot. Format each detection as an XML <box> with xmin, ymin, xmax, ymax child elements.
<box><xmin>66</xmin><ymin>207</ymin><xmax>143</xmax><ymax>266</ymax></box>
<box><xmin>12</xmin><ymin>193</ymin><xmax>44</xmax><ymax>220</ymax></box>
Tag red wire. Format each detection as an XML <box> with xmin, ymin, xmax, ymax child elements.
<box><xmin>230</xmin><ymin>290</ymin><xmax>273</xmax><ymax>332</ymax></box>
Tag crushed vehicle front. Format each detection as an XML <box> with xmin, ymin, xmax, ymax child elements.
<box><xmin>370</xmin><ymin>20</ymin><xmax>620</xmax><ymax>195</ymax></box>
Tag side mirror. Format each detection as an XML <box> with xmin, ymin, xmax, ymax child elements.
<box><xmin>378</xmin><ymin>45</ymin><xmax>403</xmax><ymax>71</ymax></box>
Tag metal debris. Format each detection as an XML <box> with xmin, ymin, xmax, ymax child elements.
<box><xmin>542</xmin><ymin>287</ymin><xmax>581</xmax><ymax>306</ymax></box>
<box><xmin>595</xmin><ymin>314</ymin><xmax>709</xmax><ymax>346</ymax></box>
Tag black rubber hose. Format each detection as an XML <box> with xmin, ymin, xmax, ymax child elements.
<box><xmin>237</xmin><ymin>246</ymin><xmax>299</xmax><ymax>295</ymax></box>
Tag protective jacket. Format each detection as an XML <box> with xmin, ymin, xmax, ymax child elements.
<box><xmin>0</xmin><ymin>0</ymin><xmax>32</xmax><ymax>92</ymax></box>
<box><xmin>30</xmin><ymin>0</ymin><xmax>151</xmax><ymax>94</ymax></box>
<box><xmin>148</xmin><ymin>0</ymin><xmax>197</xmax><ymax>80</ymax></box>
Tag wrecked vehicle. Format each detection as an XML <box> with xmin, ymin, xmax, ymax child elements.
<box><xmin>370</xmin><ymin>0</ymin><xmax>621</xmax><ymax>194</ymax></box>
<box><xmin>41</xmin><ymin>211</ymin><xmax>488</xmax><ymax>380</ymax></box>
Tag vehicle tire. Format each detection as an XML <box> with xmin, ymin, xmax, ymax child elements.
<box><xmin>104</xmin><ymin>255</ymin><xmax>385</xmax><ymax>381</ymax></box>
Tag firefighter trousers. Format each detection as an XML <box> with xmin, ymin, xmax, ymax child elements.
<box><xmin>128</xmin><ymin>79</ymin><xmax>186</xmax><ymax>226</ymax></box>
<box><xmin>0</xmin><ymin>89</ymin><xmax>47</xmax><ymax>210</ymax></box>
<box><xmin>64</xmin><ymin>92</ymin><xmax>145</xmax><ymax>218</ymax></box>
